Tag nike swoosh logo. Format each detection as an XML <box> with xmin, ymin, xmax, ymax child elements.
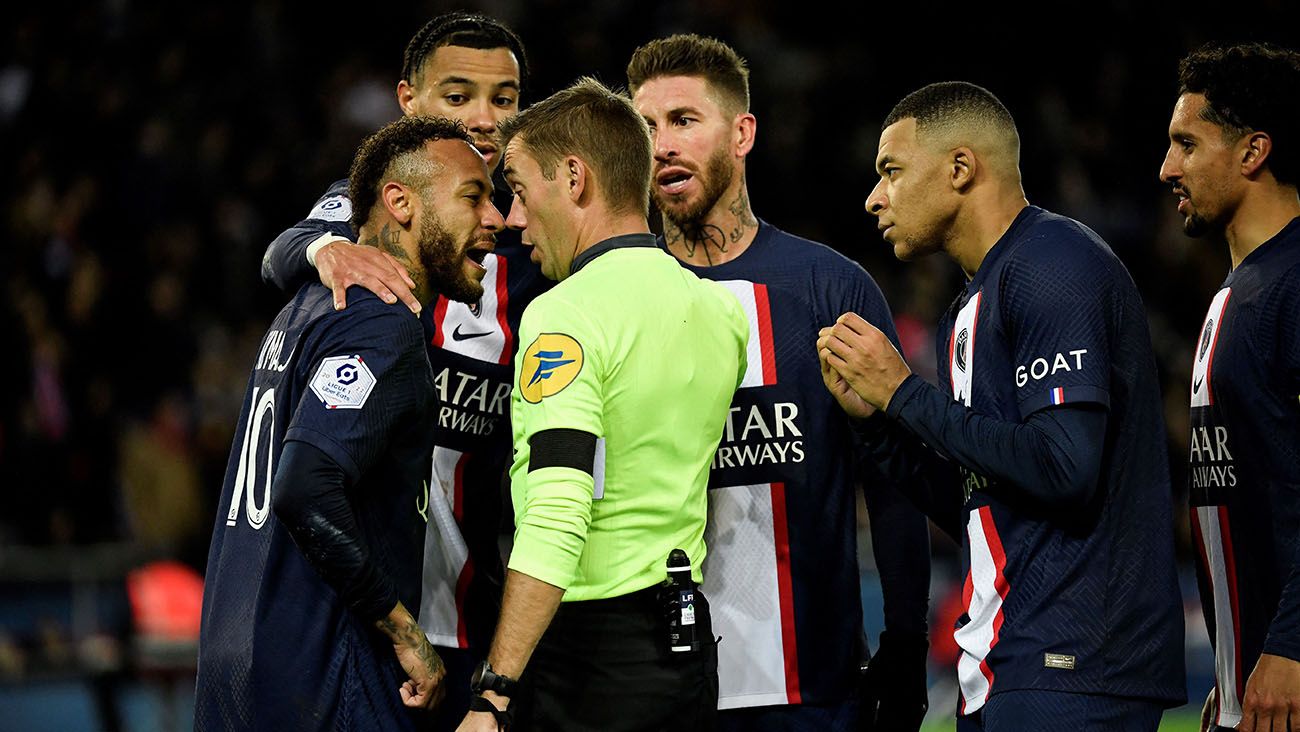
<box><xmin>452</xmin><ymin>324</ymin><xmax>493</xmax><ymax>341</ymax></box>
<box><xmin>1193</xmin><ymin>375</ymin><xmax>1204</xmax><ymax>393</ymax></box>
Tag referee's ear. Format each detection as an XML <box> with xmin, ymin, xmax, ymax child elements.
<box><xmin>564</xmin><ymin>155</ymin><xmax>589</xmax><ymax>204</ymax></box>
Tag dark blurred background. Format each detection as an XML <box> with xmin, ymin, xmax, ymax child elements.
<box><xmin>1</xmin><ymin>1</ymin><xmax>1297</xmax><ymax>729</ymax></box>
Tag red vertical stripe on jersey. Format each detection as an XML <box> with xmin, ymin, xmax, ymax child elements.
<box><xmin>770</xmin><ymin>482</ymin><xmax>801</xmax><ymax>703</ymax></box>
<box><xmin>495</xmin><ymin>256</ymin><xmax>513</xmax><ymax>365</ymax></box>
<box><xmin>753</xmin><ymin>284</ymin><xmax>778</xmax><ymax>385</ymax></box>
<box><xmin>455</xmin><ymin>558</ymin><xmax>475</xmax><ymax>648</ymax></box>
<box><xmin>452</xmin><ymin>453</ymin><xmax>470</xmax><ymax>524</ymax></box>
<box><xmin>1219</xmin><ymin>506</ymin><xmax>1244</xmax><ymax>708</ymax></box>
<box><xmin>431</xmin><ymin>296</ymin><xmax>450</xmax><ymax>349</ymax></box>
<box><xmin>977</xmin><ymin>507</ymin><xmax>1009</xmax><ymax>701</ymax></box>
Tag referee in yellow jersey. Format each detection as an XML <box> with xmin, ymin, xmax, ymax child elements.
<box><xmin>454</xmin><ymin>78</ymin><xmax>749</xmax><ymax>732</ymax></box>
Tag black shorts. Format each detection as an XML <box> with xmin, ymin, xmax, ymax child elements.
<box><xmin>514</xmin><ymin>585</ymin><xmax>718</xmax><ymax>732</ymax></box>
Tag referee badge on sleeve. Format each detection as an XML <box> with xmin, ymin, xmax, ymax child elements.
<box><xmin>519</xmin><ymin>334</ymin><xmax>584</xmax><ymax>403</ymax></box>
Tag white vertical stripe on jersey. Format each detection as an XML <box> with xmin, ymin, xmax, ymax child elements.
<box><xmin>418</xmin><ymin>446</ymin><xmax>471</xmax><ymax>648</ymax></box>
<box><xmin>438</xmin><ymin>253</ymin><xmax>508</xmax><ymax>363</ymax></box>
<box><xmin>705</xmin><ymin>482</ymin><xmax>792</xmax><ymax>709</ymax></box>
<box><xmin>1196</xmin><ymin>505</ymin><xmax>1243</xmax><ymax>728</ymax></box>
<box><xmin>716</xmin><ymin>280</ymin><xmax>767</xmax><ymax>389</ymax></box>
<box><xmin>950</xmin><ymin>292</ymin><xmax>982</xmax><ymax>407</ymax></box>
<box><xmin>1191</xmin><ymin>288</ymin><xmax>1232</xmax><ymax>409</ymax></box>
<box><xmin>592</xmin><ymin>438</ymin><xmax>606</xmax><ymax>500</ymax></box>
<box><xmin>955</xmin><ymin>506</ymin><xmax>1005</xmax><ymax>715</ymax></box>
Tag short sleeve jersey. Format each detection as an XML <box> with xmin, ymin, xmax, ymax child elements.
<box><xmin>507</xmin><ymin>236</ymin><xmax>749</xmax><ymax>603</ymax></box>
<box><xmin>672</xmin><ymin>221</ymin><xmax>917</xmax><ymax>707</ymax></box>
<box><xmin>934</xmin><ymin>206</ymin><xmax>1185</xmax><ymax>713</ymax></box>
<box><xmin>195</xmin><ymin>285</ymin><xmax>436</xmax><ymax>732</ymax></box>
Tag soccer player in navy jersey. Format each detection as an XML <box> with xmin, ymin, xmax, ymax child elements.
<box><xmin>626</xmin><ymin>35</ymin><xmax>931</xmax><ymax>732</ymax></box>
<box><xmin>196</xmin><ymin>116</ymin><xmax>504</xmax><ymax>731</ymax></box>
<box><xmin>1159</xmin><ymin>42</ymin><xmax>1300</xmax><ymax>732</ymax></box>
<box><xmin>819</xmin><ymin>82</ymin><xmax>1186</xmax><ymax>731</ymax></box>
<box><xmin>257</xmin><ymin>12</ymin><xmax>549</xmax><ymax>726</ymax></box>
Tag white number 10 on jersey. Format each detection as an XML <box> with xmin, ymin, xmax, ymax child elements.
<box><xmin>228</xmin><ymin>386</ymin><xmax>276</xmax><ymax>529</ymax></box>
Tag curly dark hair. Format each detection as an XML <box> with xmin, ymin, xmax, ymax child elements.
<box><xmin>401</xmin><ymin>11</ymin><xmax>529</xmax><ymax>94</ymax></box>
<box><xmin>348</xmin><ymin>116</ymin><xmax>473</xmax><ymax>231</ymax></box>
<box><xmin>1178</xmin><ymin>41</ymin><xmax>1300</xmax><ymax>186</ymax></box>
<box><xmin>626</xmin><ymin>34</ymin><xmax>750</xmax><ymax>113</ymax></box>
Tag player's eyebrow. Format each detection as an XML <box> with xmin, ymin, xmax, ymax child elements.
<box><xmin>460</xmin><ymin>178</ymin><xmax>489</xmax><ymax>196</ymax></box>
<box><xmin>437</xmin><ymin>76</ymin><xmax>520</xmax><ymax>92</ymax></box>
<box><xmin>875</xmin><ymin>154</ymin><xmax>895</xmax><ymax>175</ymax></box>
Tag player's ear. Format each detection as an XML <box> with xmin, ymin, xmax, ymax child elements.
<box><xmin>382</xmin><ymin>181</ymin><xmax>415</xmax><ymax>225</ymax></box>
<box><xmin>734</xmin><ymin>112</ymin><xmax>757</xmax><ymax>157</ymax></box>
<box><xmin>565</xmin><ymin>156</ymin><xmax>587</xmax><ymax>204</ymax></box>
<box><xmin>951</xmin><ymin>147</ymin><xmax>976</xmax><ymax>192</ymax></box>
<box><xmin>396</xmin><ymin>80</ymin><xmax>418</xmax><ymax>116</ymax></box>
<box><xmin>1241</xmin><ymin>131</ymin><xmax>1272</xmax><ymax>178</ymax></box>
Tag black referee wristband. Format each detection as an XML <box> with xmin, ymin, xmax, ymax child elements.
<box><xmin>468</xmin><ymin>694</ymin><xmax>512</xmax><ymax>729</ymax></box>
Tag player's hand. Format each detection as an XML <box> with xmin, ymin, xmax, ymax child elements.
<box><xmin>858</xmin><ymin>630</ymin><xmax>929</xmax><ymax>732</ymax></box>
<box><xmin>819</xmin><ymin>313</ymin><xmax>912</xmax><ymax>411</ymax></box>
<box><xmin>819</xmin><ymin>326</ymin><xmax>876</xmax><ymax>419</ymax></box>
<box><xmin>392</xmin><ymin>632</ymin><xmax>447</xmax><ymax>709</ymax></box>
<box><xmin>1237</xmin><ymin>653</ymin><xmax>1300</xmax><ymax>732</ymax></box>
<box><xmin>376</xmin><ymin>602</ymin><xmax>446</xmax><ymax>710</ymax></box>
<box><xmin>316</xmin><ymin>240</ymin><xmax>420</xmax><ymax>314</ymax></box>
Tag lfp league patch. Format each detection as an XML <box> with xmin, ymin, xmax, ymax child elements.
<box><xmin>307</xmin><ymin>195</ymin><xmax>352</xmax><ymax>223</ymax></box>
<box><xmin>310</xmin><ymin>355</ymin><xmax>377</xmax><ymax>409</ymax></box>
<box><xmin>519</xmin><ymin>333</ymin><xmax>584</xmax><ymax>404</ymax></box>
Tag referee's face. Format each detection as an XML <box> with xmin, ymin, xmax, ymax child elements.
<box><xmin>867</xmin><ymin>118</ymin><xmax>950</xmax><ymax>262</ymax></box>
<box><xmin>503</xmin><ymin>139</ymin><xmax>573</xmax><ymax>281</ymax></box>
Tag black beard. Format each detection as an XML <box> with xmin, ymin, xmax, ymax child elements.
<box><xmin>418</xmin><ymin>213</ymin><xmax>483</xmax><ymax>304</ymax></box>
<box><xmin>656</xmin><ymin>145</ymin><xmax>733</xmax><ymax>232</ymax></box>
<box><xmin>1183</xmin><ymin>212</ymin><xmax>1211</xmax><ymax>238</ymax></box>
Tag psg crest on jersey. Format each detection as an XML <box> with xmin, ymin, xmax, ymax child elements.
<box><xmin>469</xmin><ymin>300</ymin><xmax>482</xmax><ymax>318</ymax></box>
<box><xmin>955</xmin><ymin>328</ymin><xmax>970</xmax><ymax>372</ymax></box>
<box><xmin>1199</xmin><ymin>319</ymin><xmax>1214</xmax><ymax>359</ymax></box>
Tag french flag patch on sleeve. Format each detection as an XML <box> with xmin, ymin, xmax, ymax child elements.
<box><xmin>1051</xmin><ymin>387</ymin><xmax>1066</xmax><ymax>405</ymax></box>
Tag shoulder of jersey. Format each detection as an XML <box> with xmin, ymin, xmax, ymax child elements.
<box><xmin>765</xmin><ymin>223</ymin><xmax>873</xmax><ymax>276</ymax></box>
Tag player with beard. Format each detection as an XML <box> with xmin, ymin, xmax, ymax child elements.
<box><xmin>1159</xmin><ymin>42</ymin><xmax>1300</xmax><ymax>732</ymax></box>
<box><xmin>196</xmin><ymin>117</ymin><xmax>504</xmax><ymax>732</ymax></box>
<box><xmin>257</xmin><ymin>13</ymin><xmax>549</xmax><ymax>727</ymax></box>
<box><xmin>627</xmin><ymin>35</ymin><xmax>931</xmax><ymax>732</ymax></box>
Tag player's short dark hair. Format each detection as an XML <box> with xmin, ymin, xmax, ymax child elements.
<box><xmin>1178</xmin><ymin>41</ymin><xmax>1300</xmax><ymax>186</ymax></box>
<box><xmin>883</xmin><ymin>81</ymin><xmax>1018</xmax><ymax>143</ymax></box>
<box><xmin>348</xmin><ymin>116</ymin><xmax>473</xmax><ymax>231</ymax></box>
<box><xmin>499</xmin><ymin>77</ymin><xmax>652</xmax><ymax>216</ymax></box>
<box><xmin>626</xmin><ymin>34</ymin><xmax>750</xmax><ymax>113</ymax></box>
<box><xmin>401</xmin><ymin>11</ymin><xmax>529</xmax><ymax>93</ymax></box>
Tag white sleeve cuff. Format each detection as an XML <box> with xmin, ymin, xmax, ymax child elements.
<box><xmin>305</xmin><ymin>234</ymin><xmax>352</xmax><ymax>269</ymax></box>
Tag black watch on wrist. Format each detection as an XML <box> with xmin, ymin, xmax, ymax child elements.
<box><xmin>471</xmin><ymin>660</ymin><xmax>520</xmax><ymax>698</ymax></box>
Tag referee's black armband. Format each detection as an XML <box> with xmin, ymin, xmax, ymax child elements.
<box><xmin>528</xmin><ymin>429</ymin><xmax>598</xmax><ymax>474</ymax></box>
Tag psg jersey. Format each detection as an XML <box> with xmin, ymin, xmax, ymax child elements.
<box><xmin>671</xmin><ymin>220</ymin><xmax>930</xmax><ymax>708</ymax></box>
<box><xmin>195</xmin><ymin>285</ymin><xmax>435</xmax><ymax>731</ymax></box>
<box><xmin>261</xmin><ymin>178</ymin><xmax>551</xmax><ymax>650</ymax></box>
<box><xmin>931</xmin><ymin>206</ymin><xmax>1185</xmax><ymax>714</ymax></box>
<box><xmin>1187</xmin><ymin>217</ymin><xmax>1300</xmax><ymax>729</ymax></box>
